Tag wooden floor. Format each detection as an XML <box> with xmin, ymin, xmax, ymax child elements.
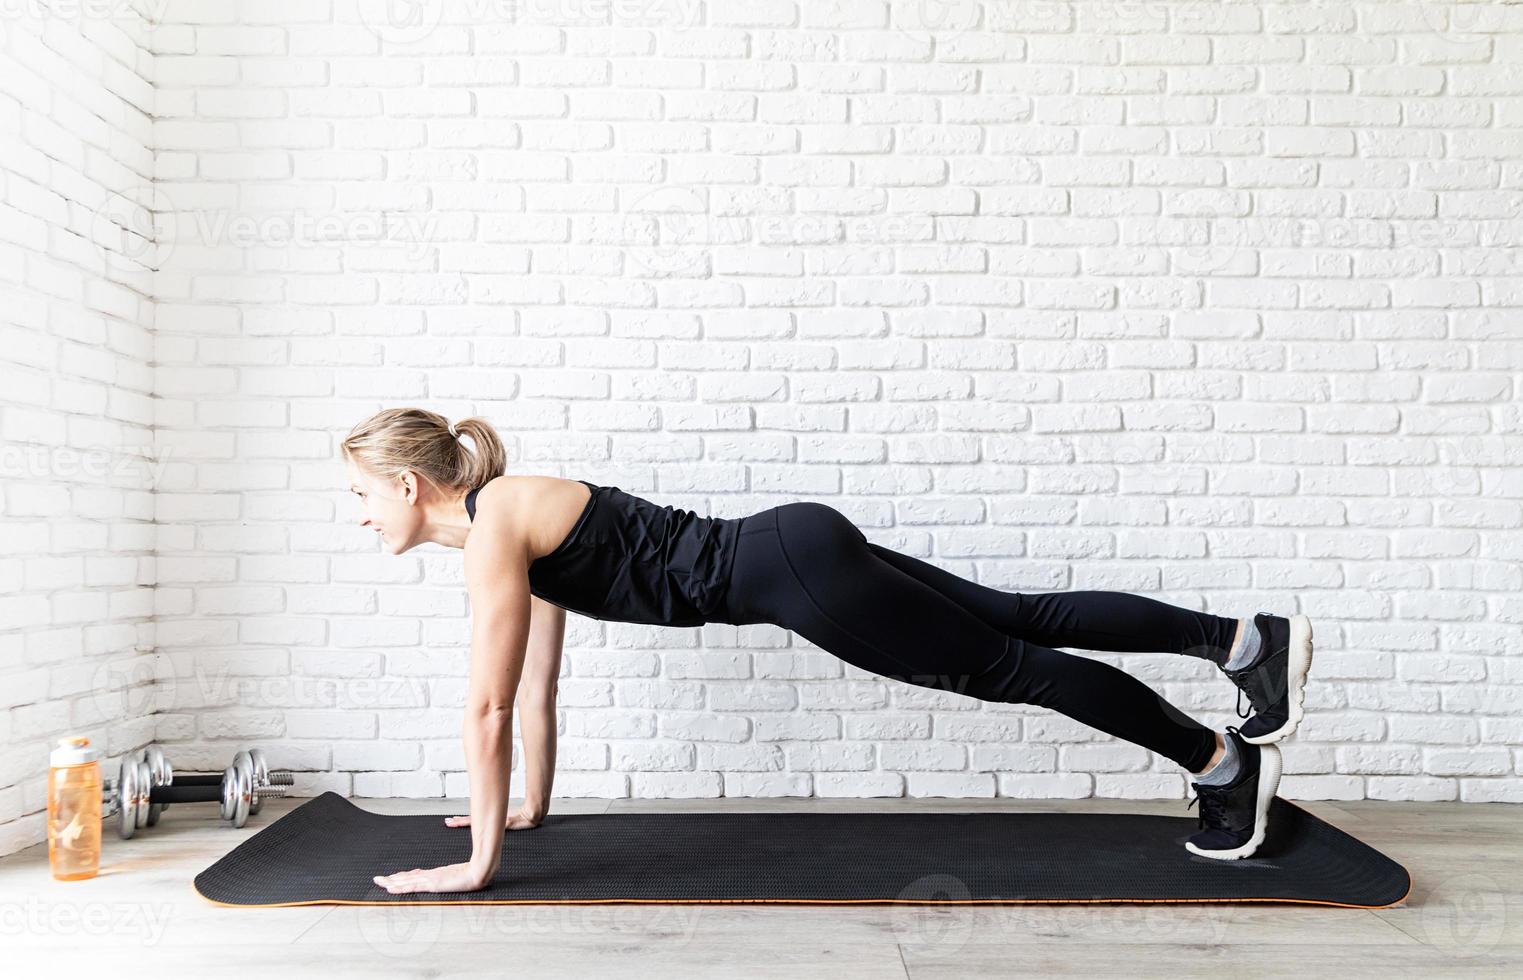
<box><xmin>1</xmin><ymin>794</ymin><xmax>1518</xmax><ymax>978</ymax></box>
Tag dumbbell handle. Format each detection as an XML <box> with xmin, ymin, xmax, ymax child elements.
<box><xmin>171</xmin><ymin>770</ymin><xmax>295</xmax><ymax>788</ymax></box>
<box><xmin>153</xmin><ymin>783</ymin><xmax>225</xmax><ymax>805</ymax></box>
<box><xmin>152</xmin><ymin>780</ymin><xmax>290</xmax><ymax>805</ymax></box>
<box><xmin>151</xmin><ymin>775</ymin><xmax>295</xmax><ymax>803</ymax></box>
<box><xmin>172</xmin><ymin>774</ymin><xmax>293</xmax><ymax>792</ymax></box>
<box><xmin>171</xmin><ymin>773</ymin><xmax>222</xmax><ymax>787</ymax></box>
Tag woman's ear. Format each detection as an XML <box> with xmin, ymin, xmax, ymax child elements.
<box><xmin>397</xmin><ymin>469</ymin><xmax>420</xmax><ymax>504</ymax></box>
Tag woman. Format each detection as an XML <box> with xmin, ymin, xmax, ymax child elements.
<box><xmin>343</xmin><ymin>408</ymin><xmax>1314</xmax><ymax>895</ymax></box>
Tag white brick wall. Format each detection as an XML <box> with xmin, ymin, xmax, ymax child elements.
<box><xmin>4</xmin><ymin>1</ymin><xmax>1523</xmax><ymax>857</ymax></box>
<box><xmin>0</xmin><ymin>0</ymin><xmax>158</xmax><ymax>856</ymax></box>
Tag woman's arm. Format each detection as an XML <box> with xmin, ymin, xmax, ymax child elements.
<box><xmin>459</xmin><ymin>525</ymin><xmax>533</xmax><ymax>884</ymax></box>
<box><xmin>515</xmin><ymin>597</ymin><xmax>564</xmax><ymax>824</ymax></box>
<box><xmin>374</xmin><ymin>494</ymin><xmax>532</xmax><ymax>895</ymax></box>
<box><xmin>445</xmin><ymin>596</ymin><xmax>563</xmax><ymax>829</ymax></box>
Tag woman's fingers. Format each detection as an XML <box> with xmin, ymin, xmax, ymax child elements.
<box><xmin>373</xmin><ymin>862</ymin><xmax>487</xmax><ymax>894</ymax></box>
<box><xmin>379</xmin><ymin>870</ymin><xmax>426</xmax><ymax>893</ymax></box>
<box><xmin>373</xmin><ymin>869</ymin><xmax>425</xmax><ymax>893</ymax></box>
<box><xmin>445</xmin><ymin>812</ymin><xmax>540</xmax><ymax>829</ymax></box>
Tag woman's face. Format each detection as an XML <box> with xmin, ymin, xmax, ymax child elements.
<box><xmin>346</xmin><ymin>461</ymin><xmax>423</xmax><ymax>554</ymax></box>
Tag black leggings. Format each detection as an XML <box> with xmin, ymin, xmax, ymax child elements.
<box><xmin>718</xmin><ymin>502</ymin><xmax>1239</xmax><ymax>774</ymax></box>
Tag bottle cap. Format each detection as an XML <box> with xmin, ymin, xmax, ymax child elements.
<box><xmin>50</xmin><ymin>736</ymin><xmax>99</xmax><ymax>767</ymax></box>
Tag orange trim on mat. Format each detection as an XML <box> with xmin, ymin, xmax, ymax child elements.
<box><xmin>192</xmin><ymin>876</ymin><xmax>1412</xmax><ymax>911</ymax></box>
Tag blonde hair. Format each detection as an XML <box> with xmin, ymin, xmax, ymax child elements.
<box><xmin>340</xmin><ymin>407</ymin><xmax>506</xmax><ymax>495</ymax></box>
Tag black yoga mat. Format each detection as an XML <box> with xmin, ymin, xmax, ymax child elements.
<box><xmin>193</xmin><ymin>791</ymin><xmax>1410</xmax><ymax>909</ymax></box>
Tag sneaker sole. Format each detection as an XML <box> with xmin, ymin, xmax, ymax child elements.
<box><xmin>1241</xmin><ymin>614</ymin><xmax>1314</xmax><ymax>746</ymax></box>
<box><xmin>1184</xmin><ymin>742</ymin><xmax>1283</xmax><ymax>860</ymax></box>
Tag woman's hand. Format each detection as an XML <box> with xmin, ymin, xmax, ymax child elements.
<box><xmin>445</xmin><ymin>805</ymin><xmax>543</xmax><ymax>831</ymax></box>
<box><xmin>373</xmin><ymin>861</ymin><xmax>491</xmax><ymax>895</ymax></box>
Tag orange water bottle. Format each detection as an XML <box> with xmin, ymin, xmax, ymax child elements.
<box><xmin>48</xmin><ymin>736</ymin><xmax>102</xmax><ymax>881</ymax></box>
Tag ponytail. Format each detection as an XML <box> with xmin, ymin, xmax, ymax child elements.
<box><xmin>340</xmin><ymin>407</ymin><xmax>507</xmax><ymax>495</ymax></box>
<box><xmin>449</xmin><ymin>416</ymin><xmax>507</xmax><ymax>491</ymax></box>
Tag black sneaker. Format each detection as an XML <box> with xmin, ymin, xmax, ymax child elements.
<box><xmin>1184</xmin><ymin>725</ymin><xmax>1281</xmax><ymax>860</ymax></box>
<box><xmin>1220</xmin><ymin>612</ymin><xmax>1314</xmax><ymax>745</ymax></box>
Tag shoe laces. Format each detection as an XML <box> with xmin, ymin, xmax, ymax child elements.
<box><xmin>1186</xmin><ymin>786</ymin><xmax>1229</xmax><ymax>832</ymax></box>
<box><xmin>1225</xmin><ymin>619</ymin><xmax>1268</xmax><ymax>719</ymax></box>
<box><xmin>1187</xmin><ymin>726</ymin><xmax>1243</xmax><ymax>831</ymax></box>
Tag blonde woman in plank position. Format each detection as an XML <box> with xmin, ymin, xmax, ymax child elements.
<box><xmin>341</xmin><ymin>408</ymin><xmax>1314</xmax><ymax>894</ymax></box>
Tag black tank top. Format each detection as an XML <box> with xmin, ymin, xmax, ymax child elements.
<box><xmin>464</xmin><ymin>479</ymin><xmax>742</xmax><ymax>627</ymax></box>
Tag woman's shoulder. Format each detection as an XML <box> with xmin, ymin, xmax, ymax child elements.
<box><xmin>469</xmin><ymin>476</ymin><xmax>590</xmax><ymax>560</ymax></box>
<box><xmin>472</xmin><ymin>474</ymin><xmax>581</xmax><ymax>510</ymax></box>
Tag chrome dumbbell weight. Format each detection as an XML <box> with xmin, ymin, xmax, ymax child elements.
<box><xmin>219</xmin><ymin>749</ymin><xmax>295</xmax><ymax>826</ymax></box>
<box><xmin>243</xmin><ymin>748</ymin><xmax>293</xmax><ymax>816</ymax></box>
<box><xmin>118</xmin><ymin>744</ymin><xmax>231</xmax><ymax>831</ymax></box>
<box><xmin>105</xmin><ymin>746</ymin><xmax>293</xmax><ymax>839</ymax></box>
<box><xmin>143</xmin><ymin>746</ymin><xmax>291</xmax><ymax>818</ymax></box>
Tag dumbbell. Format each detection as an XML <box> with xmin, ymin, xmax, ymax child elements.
<box><xmin>139</xmin><ymin>745</ymin><xmax>289</xmax><ymax>819</ymax></box>
<box><xmin>105</xmin><ymin>745</ymin><xmax>294</xmax><ymax>839</ymax></box>
<box><xmin>110</xmin><ymin>747</ymin><xmax>291</xmax><ymax>839</ymax></box>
